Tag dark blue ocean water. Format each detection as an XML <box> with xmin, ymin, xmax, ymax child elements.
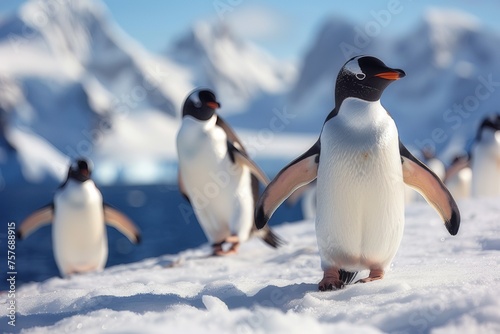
<box><xmin>0</xmin><ymin>183</ymin><xmax>303</xmax><ymax>289</ymax></box>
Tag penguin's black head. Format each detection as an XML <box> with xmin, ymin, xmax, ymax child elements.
<box><xmin>68</xmin><ymin>158</ymin><xmax>93</xmax><ymax>182</ymax></box>
<box><xmin>335</xmin><ymin>55</ymin><xmax>405</xmax><ymax>106</ymax></box>
<box><xmin>182</xmin><ymin>89</ymin><xmax>221</xmax><ymax>121</ymax></box>
<box><xmin>450</xmin><ymin>153</ymin><xmax>470</xmax><ymax>166</ymax></box>
<box><xmin>422</xmin><ymin>147</ymin><xmax>436</xmax><ymax>161</ymax></box>
<box><xmin>477</xmin><ymin>113</ymin><xmax>500</xmax><ymax>140</ymax></box>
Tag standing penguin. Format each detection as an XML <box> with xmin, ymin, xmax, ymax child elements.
<box><xmin>421</xmin><ymin>148</ymin><xmax>445</xmax><ymax>181</ymax></box>
<box><xmin>471</xmin><ymin>114</ymin><xmax>500</xmax><ymax>197</ymax></box>
<box><xmin>445</xmin><ymin>153</ymin><xmax>472</xmax><ymax>200</ymax></box>
<box><xmin>18</xmin><ymin>159</ymin><xmax>141</xmax><ymax>277</ymax></box>
<box><xmin>177</xmin><ymin>89</ymin><xmax>283</xmax><ymax>255</ymax></box>
<box><xmin>255</xmin><ymin>56</ymin><xmax>460</xmax><ymax>291</ymax></box>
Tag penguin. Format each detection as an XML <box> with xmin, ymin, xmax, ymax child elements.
<box><xmin>287</xmin><ymin>180</ymin><xmax>317</xmax><ymax>220</ymax></box>
<box><xmin>255</xmin><ymin>55</ymin><xmax>460</xmax><ymax>291</ymax></box>
<box><xmin>471</xmin><ymin>114</ymin><xmax>500</xmax><ymax>197</ymax></box>
<box><xmin>176</xmin><ymin>88</ymin><xmax>283</xmax><ymax>255</ymax></box>
<box><xmin>422</xmin><ymin>148</ymin><xmax>445</xmax><ymax>181</ymax></box>
<box><xmin>299</xmin><ymin>181</ymin><xmax>317</xmax><ymax>221</ymax></box>
<box><xmin>406</xmin><ymin>148</ymin><xmax>446</xmax><ymax>204</ymax></box>
<box><xmin>445</xmin><ymin>153</ymin><xmax>472</xmax><ymax>200</ymax></box>
<box><xmin>17</xmin><ymin>159</ymin><xmax>140</xmax><ymax>277</ymax></box>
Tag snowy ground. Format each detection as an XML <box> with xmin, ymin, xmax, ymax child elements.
<box><xmin>1</xmin><ymin>197</ymin><xmax>499</xmax><ymax>333</ymax></box>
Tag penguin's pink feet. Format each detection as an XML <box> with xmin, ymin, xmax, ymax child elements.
<box><xmin>356</xmin><ymin>268</ymin><xmax>384</xmax><ymax>283</ymax></box>
<box><xmin>212</xmin><ymin>235</ymin><xmax>240</xmax><ymax>256</ymax></box>
<box><xmin>318</xmin><ymin>267</ymin><xmax>344</xmax><ymax>291</ymax></box>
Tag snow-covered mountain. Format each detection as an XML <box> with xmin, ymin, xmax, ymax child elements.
<box><xmin>167</xmin><ymin>21</ymin><xmax>296</xmax><ymax>115</ymax></box>
<box><xmin>0</xmin><ymin>0</ymin><xmax>192</xmax><ymax>185</ymax></box>
<box><xmin>0</xmin><ymin>0</ymin><xmax>302</xmax><ymax>186</ymax></box>
<box><xmin>265</xmin><ymin>8</ymin><xmax>500</xmax><ymax>162</ymax></box>
<box><xmin>388</xmin><ymin>9</ymin><xmax>500</xmax><ymax>161</ymax></box>
<box><xmin>1</xmin><ymin>1</ymin><xmax>500</xmax><ymax>187</ymax></box>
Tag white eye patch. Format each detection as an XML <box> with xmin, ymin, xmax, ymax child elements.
<box><xmin>189</xmin><ymin>92</ymin><xmax>202</xmax><ymax>108</ymax></box>
<box><xmin>344</xmin><ymin>57</ymin><xmax>365</xmax><ymax>80</ymax></box>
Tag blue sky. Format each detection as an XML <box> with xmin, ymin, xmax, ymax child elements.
<box><xmin>1</xmin><ymin>0</ymin><xmax>499</xmax><ymax>60</ymax></box>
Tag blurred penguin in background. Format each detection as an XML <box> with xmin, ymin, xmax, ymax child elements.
<box><xmin>471</xmin><ymin>114</ymin><xmax>500</xmax><ymax>197</ymax></box>
<box><xmin>18</xmin><ymin>158</ymin><xmax>141</xmax><ymax>277</ymax></box>
<box><xmin>445</xmin><ymin>153</ymin><xmax>472</xmax><ymax>200</ymax></box>
<box><xmin>405</xmin><ymin>147</ymin><xmax>446</xmax><ymax>204</ymax></box>
<box><xmin>287</xmin><ymin>180</ymin><xmax>317</xmax><ymax>221</ymax></box>
<box><xmin>422</xmin><ymin>148</ymin><xmax>445</xmax><ymax>181</ymax></box>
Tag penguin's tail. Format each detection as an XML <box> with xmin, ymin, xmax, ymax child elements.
<box><xmin>252</xmin><ymin>225</ymin><xmax>286</xmax><ymax>248</ymax></box>
<box><xmin>339</xmin><ymin>269</ymin><xmax>358</xmax><ymax>285</ymax></box>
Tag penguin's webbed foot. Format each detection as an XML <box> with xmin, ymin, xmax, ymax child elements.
<box><xmin>318</xmin><ymin>279</ymin><xmax>345</xmax><ymax>291</ymax></box>
<box><xmin>355</xmin><ymin>268</ymin><xmax>384</xmax><ymax>283</ymax></box>
<box><xmin>318</xmin><ymin>267</ymin><xmax>345</xmax><ymax>291</ymax></box>
<box><xmin>212</xmin><ymin>236</ymin><xmax>240</xmax><ymax>256</ymax></box>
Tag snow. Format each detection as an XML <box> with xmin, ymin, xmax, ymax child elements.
<box><xmin>168</xmin><ymin>21</ymin><xmax>296</xmax><ymax>114</ymax></box>
<box><xmin>424</xmin><ymin>8</ymin><xmax>480</xmax><ymax>68</ymax></box>
<box><xmin>7</xmin><ymin>127</ymin><xmax>69</xmax><ymax>182</ymax></box>
<box><xmin>0</xmin><ymin>0</ymin><xmax>195</xmax><ymax>185</ymax></box>
<box><xmin>2</xmin><ymin>197</ymin><xmax>499</xmax><ymax>333</ymax></box>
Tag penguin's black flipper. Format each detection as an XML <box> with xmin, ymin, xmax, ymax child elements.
<box><xmin>217</xmin><ymin>116</ymin><xmax>270</xmax><ymax>185</ymax></box>
<box><xmin>216</xmin><ymin>116</ymin><xmax>246</xmax><ymax>153</ymax></box>
<box><xmin>252</xmin><ymin>225</ymin><xmax>286</xmax><ymax>248</ymax></box>
<box><xmin>399</xmin><ymin>141</ymin><xmax>460</xmax><ymax>235</ymax></box>
<box><xmin>104</xmin><ymin>204</ymin><xmax>141</xmax><ymax>243</ymax></box>
<box><xmin>250</xmin><ymin>175</ymin><xmax>286</xmax><ymax>248</ymax></box>
<box><xmin>17</xmin><ymin>204</ymin><xmax>54</xmax><ymax>239</ymax></box>
<box><xmin>227</xmin><ymin>141</ymin><xmax>270</xmax><ymax>185</ymax></box>
<box><xmin>255</xmin><ymin>140</ymin><xmax>320</xmax><ymax>229</ymax></box>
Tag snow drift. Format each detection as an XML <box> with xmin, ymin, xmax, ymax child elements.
<box><xmin>1</xmin><ymin>197</ymin><xmax>499</xmax><ymax>333</ymax></box>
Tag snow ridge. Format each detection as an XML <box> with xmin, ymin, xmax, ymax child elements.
<box><xmin>3</xmin><ymin>198</ymin><xmax>500</xmax><ymax>333</ymax></box>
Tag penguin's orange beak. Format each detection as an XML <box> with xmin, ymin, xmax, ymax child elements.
<box><xmin>206</xmin><ymin>101</ymin><xmax>220</xmax><ymax>109</ymax></box>
<box><xmin>375</xmin><ymin>69</ymin><xmax>405</xmax><ymax>80</ymax></box>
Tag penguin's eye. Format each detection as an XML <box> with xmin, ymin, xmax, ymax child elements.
<box><xmin>356</xmin><ymin>73</ymin><xmax>366</xmax><ymax>80</ymax></box>
<box><xmin>194</xmin><ymin>101</ymin><xmax>202</xmax><ymax>108</ymax></box>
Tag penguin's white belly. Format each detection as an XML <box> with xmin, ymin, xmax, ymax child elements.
<box><xmin>472</xmin><ymin>134</ymin><xmax>500</xmax><ymax>197</ymax></box>
<box><xmin>316</xmin><ymin>98</ymin><xmax>405</xmax><ymax>272</ymax></box>
<box><xmin>177</xmin><ymin>119</ymin><xmax>253</xmax><ymax>243</ymax></box>
<box><xmin>53</xmin><ymin>181</ymin><xmax>107</xmax><ymax>276</ymax></box>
